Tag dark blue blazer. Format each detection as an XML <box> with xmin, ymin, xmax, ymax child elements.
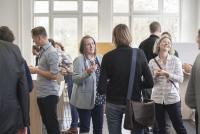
<box><xmin>0</xmin><ymin>40</ymin><xmax>30</xmax><ymax>133</ymax></box>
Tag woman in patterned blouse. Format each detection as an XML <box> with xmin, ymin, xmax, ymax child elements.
<box><xmin>70</xmin><ymin>35</ymin><xmax>105</xmax><ymax>134</ymax></box>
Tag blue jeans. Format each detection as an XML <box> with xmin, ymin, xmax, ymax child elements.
<box><xmin>155</xmin><ymin>101</ymin><xmax>187</xmax><ymax>134</ymax></box>
<box><xmin>65</xmin><ymin>75</ymin><xmax>79</xmax><ymax>128</ymax></box>
<box><xmin>77</xmin><ymin>104</ymin><xmax>104</xmax><ymax>134</ymax></box>
<box><xmin>106</xmin><ymin>102</ymin><xmax>144</xmax><ymax>134</ymax></box>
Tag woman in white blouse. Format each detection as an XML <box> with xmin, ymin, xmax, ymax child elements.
<box><xmin>149</xmin><ymin>36</ymin><xmax>187</xmax><ymax>134</ymax></box>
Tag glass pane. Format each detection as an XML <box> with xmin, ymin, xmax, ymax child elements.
<box><xmin>83</xmin><ymin>1</ymin><xmax>98</xmax><ymax>13</ymax></box>
<box><xmin>132</xmin><ymin>17</ymin><xmax>159</xmax><ymax>46</ymax></box>
<box><xmin>54</xmin><ymin>1</ymin><xmax>78</xmax><ymax>11</ymax></box>
<box><xmin>113</xmin><ymin>0</ymin><xmax>129</xmax><ymax>13</ymax></box>
<box><xmin>162</xmin><ymin>16</ymin><xmax>180</xmax><ymax>41</ymax></box>
<box><xmin>113</xmin><ymin>16</ymin><xmax>129</xmax><ymax>28</ymax></box>
<box><xmin>54</xmin><ymin>18</ymin><xmax>78</xmax><ymax>59</ymax></box>
<box><xmin>164</xmin><ymin>0</ymin><xmax>179</xmax><ymax>13</ymax></box>
<box><xmin>134</xmin><ymin>0</ymin><xmax>158</xmax><ymax>11</ymax></box>
<box><xmin>34</xmin><ymin>17</ymin><xmax>49</xmax><ymax>35</ymax></box>
<box><xmin>82</xmin><ymin>16</ymin><xmax>98</xmax><ymax>40</ymax></box>
<box><xmin>34</xmin><ymin>1</ymin><xmax>49</xmax><ymax>13</ymax></box>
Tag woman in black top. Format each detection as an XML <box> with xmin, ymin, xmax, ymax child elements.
<box><xmin>97</xmin><ymin>24</ymin><xmax>154</xmax><ymax>134</ymax></box>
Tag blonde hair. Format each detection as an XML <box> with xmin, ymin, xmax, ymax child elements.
<box><xmin>153</xmin><ymin>36</ymin><xmax>175</xmax><ymax>55</ymax></box>
<box><xmin>112</xmin><ymin>24</ymin><xmax>132</xmax><ymax>47</ymax></box>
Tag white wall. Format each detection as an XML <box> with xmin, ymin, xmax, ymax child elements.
<box><xmin>181</xmin><ymin>0</ymin><xmax>198</xmax><ymax>42</ymax></box>
<box><xmin>198</xmin><ymin>0</ymin><xmax>200</xmax><ymax>29</ymax></box>
<box><xmin>18</xmin><ymin>0</ymin><xmax>33</xmax><ymax>63</ymax></box>
<box><xmin>0</xmin><ymin>0</ymin><xmax>19</xmax><ymax>44</ymax></box>
<box><xmin>0</xmin><ymin>0</ymin><xmax>33</xmax><ymax>63</ymax></box>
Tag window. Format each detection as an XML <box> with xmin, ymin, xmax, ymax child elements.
<box><xmin>113</xmin><ymin>0</ymin><xmax>181</xmax><ymax>45</ymax></box>
<box><xmin>164</xmin><ymin>0</ymin><xmax>179</xmax><ymax>13</ymax></box>
<box><xmin>132</xmin><ymin>17</ymin><xmax>159</xmax><ymax>45</ymax></box>
<box><xmin>133</xmin><ymin>0</ymin><xmax>158</xmax><ymax>11</ymax></box>
<box><xmin>83</xmin><ymin>1</ymin><xmax>98</xmax><ymax>13</ymax></box>
<box><xmin>34</xmin><ymin>0</ymin><xmax>99</xmax><ymax>59</ymax></box>
<box><xmin>34</xmin><ymin>0</ymin><xmax>181</xmax><ymax>57</ymax></box>
<box><xmin>162</xmin><ymin>16</ymin><xmax>180</xmax><ymax>41</ymax></box>
<box><xmin>113</xmin><ymin>0</ymin><xmax>129</xmax><ymax>13</ymax></box>
<box><xmin>113</xmin><ymin>16</ymin><xmax>129</xmax><ymax>28</ymax></box>
<box><xmin>82</xmin><ymin>16</ymin><xmax>98</xmax><ymax>40</ymax></box>
<box><xmin>53</xmin><ymin>18</ymin><xmax>78</xmax><ymax>59</ymax></box>
<box><xmin>34</xmin><ymin>1</ymin><xmax>49</xmax><ymax>13</ymax></box>
<box><xmin>34</xmin><ymin>17</ymin><xmax>49</xmax><ymax>35</ymax></box>
<box><xmin>53</xmin><ymin>1</ymin><xmax>78</xmax><ymax>11</ymax></box>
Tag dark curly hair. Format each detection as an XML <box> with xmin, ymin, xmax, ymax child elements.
<box><xmin>0</xmin><ymin>26</ymin><xmax>15</xmax><ymax>42</ymax></box>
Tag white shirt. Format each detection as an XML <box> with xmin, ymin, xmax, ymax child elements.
<box><xmin>149</xmin><ymin>55</ymin><xmax>184</xmax><ymax>104</ymax></box>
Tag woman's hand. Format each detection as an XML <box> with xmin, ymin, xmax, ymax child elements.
<box><xmin>154</xmin><ymin>69</ymin><xmax>169</xmax><ymax>77</ymax></box>
<box><xmin>154</xmin><ymin>69</ymin><xmax>160</xmax><ymax>77</ymax></box>
<box><xmin>159</xmin><ymin>69</ymin><xmax>169</xmax><ymax>77</ymax></box>
<box><xmin>86</xmin><ymin>64</ymin><xmax>97</xmax><ymax>75</ymax></box>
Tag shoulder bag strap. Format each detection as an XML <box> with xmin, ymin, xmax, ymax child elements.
<box><xmin>127</xmin><ymin>48</ymin><xmax>138</xmax><ymax>100</ymax></box>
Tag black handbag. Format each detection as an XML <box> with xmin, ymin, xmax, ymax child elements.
<box><xmin>124</xmin><ymin>48</ymin><xmax>155</xmax><ymax>130</ymax></box>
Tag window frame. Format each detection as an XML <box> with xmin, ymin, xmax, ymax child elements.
<box><xmin>112</xmin><ymin>0</ymin><xmax>182</xmax><ymax>43</ymax></box>
<box><xmin>34</xmin><ymin>0</ymin><xmax>99</xmax><ymax>40</ymax></box>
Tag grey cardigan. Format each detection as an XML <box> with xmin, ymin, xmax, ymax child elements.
<box><xmin>70</xmin><ymin>55</ymin><xmax>102</xmax><ymax>109</ymax></box>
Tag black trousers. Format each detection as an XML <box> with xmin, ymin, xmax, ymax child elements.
<box><xmin>77</xmin><ymin>104</ymin><xmax>104</xmax><ymax>134</ymax></box>
<box><xmin>155</xmin><ymin>101</ymin><xmax>187</xmax><ymax>134</ymax></box>
<box><xmin>37</xmin><ymin>95</ymin><xmax>60</xmax><ymax>134</ymax></box>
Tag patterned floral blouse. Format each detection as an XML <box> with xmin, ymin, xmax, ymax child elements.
<box><xmin>89</xmin><ymin>58</ymin><xmax>105</xmax><ymax>105</ymax></box>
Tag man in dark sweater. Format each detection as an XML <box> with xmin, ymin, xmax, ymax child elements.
<box><xmin>139</xmin><ymin>21</ymin><xmax>161</xmax><ymax>62</ymax></box>
<box><xmin>139</xmin><ymin>21</ymin><xmax>161</xmax><ymax>134</ymax></box>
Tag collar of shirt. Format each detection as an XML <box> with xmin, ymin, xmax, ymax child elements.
<box><xmin>116</xmin><ymin>45</ymin><xmax>131</xmax><ymax>49</ymax></box>
<box><xmin>150</xmin><ymin>34</ymin><xmax>160</xmax><ymax>39</ymax></box>
<box><xmin>42</xmin><ymin>42</ymin><xmax>51</xmax><ymax>51</ymax></box>
<box><xmin>156</xmin><ymin>54</ymin><xmax>172</xmax><ymax>61</ymax></box>
<box><xmin>38</xmin><ymin>42</ymin><xmax>51</xmax><ymax>59</ymax></box>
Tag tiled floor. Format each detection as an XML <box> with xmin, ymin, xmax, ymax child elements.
<box><xmin>88</xmin><ymin>116</ymin><xmax>196</xmax><ymax>134</ymax></box>
<box><xmin>55</xmin><ymin>87</ymin><xmax>196</xmax><ymax>134</ymax></box>
<box><xmin>88</xmin><ymin>115</ymin><xmax>130</xmax><ymax>134</ymax></box>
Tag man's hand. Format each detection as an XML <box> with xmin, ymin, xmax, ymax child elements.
<box><xmin>29</xmin><ymin>65</ymin><xmax>37</xmax><ymax>74</ymax></box>
<box><xmin>18</xmin><ymin>127</ymin><xmax>27</xmax><ymax>134</ymax></box>
<box><xmin>183</xmin><ymin>63</ymin><xmax>192</xmax><ymax>74</ymax></box>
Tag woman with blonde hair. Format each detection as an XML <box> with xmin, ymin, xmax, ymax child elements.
<box><xmin>97</xmin><ymin>24</ymin><xmax>154</xmax><ymax>134</ymax></box>
<box><xmin>149</xmin><ymin>36</ymin><xmax>187</xmax><ymax>134</ymax></box>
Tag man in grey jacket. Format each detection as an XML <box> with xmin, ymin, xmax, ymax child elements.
<box><xmin>185</xmin><ymin>29</ymin><xmax>200</xmax><ymax>134</ymax></box>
